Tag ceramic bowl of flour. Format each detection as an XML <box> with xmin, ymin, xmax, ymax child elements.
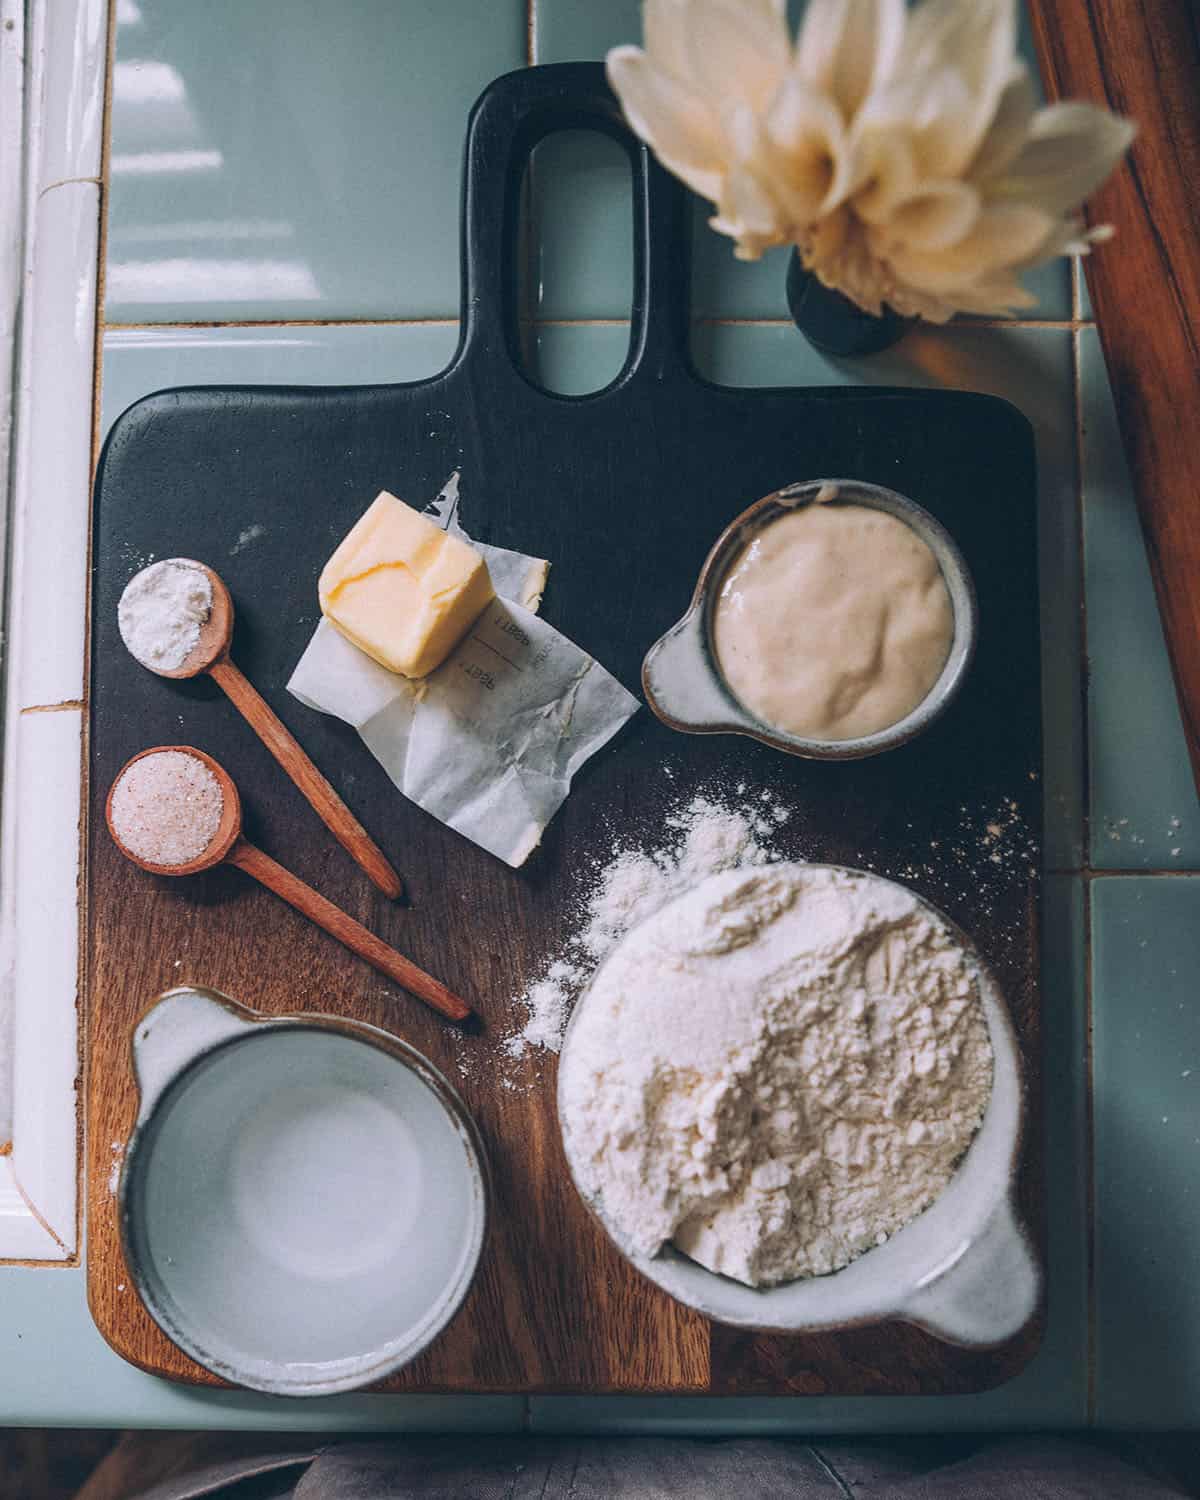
<box><xmin>557</xmin><ymin>863</ymin><xmax>1039</xmax><ymax>1348</ymax></box>
<box><xmin>642</xmin><ymin>479</ymin><xmax>978</xmax><ymax>761</ymax></box>
<box><xmin>119</xmin><ymin>987</ymin><xmax>488</xmax><ymax>1395</ymax></box>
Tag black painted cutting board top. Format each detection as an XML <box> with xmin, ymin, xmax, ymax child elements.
<box><xmin>87</xmin><ymin>63</ymin><xmax>1043</xmax><ymax>1395</ymax></box>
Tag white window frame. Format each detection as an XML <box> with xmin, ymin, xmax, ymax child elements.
<box><xmin>0</xmin><ymin>0</ymin><xmax>108</xmax><ymax>1260</ymax></box>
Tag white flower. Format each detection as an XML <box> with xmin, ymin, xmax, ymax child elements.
<box><xmin>607</xmin><ymin>0</ymin><xmax>1135</xmax><ymax>321</ymax></box>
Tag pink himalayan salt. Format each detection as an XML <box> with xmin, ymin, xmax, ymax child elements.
<box><xmin>110</xmin><ymin>750</ymin><xmax>223</xmax><ymax>867</ymax></box>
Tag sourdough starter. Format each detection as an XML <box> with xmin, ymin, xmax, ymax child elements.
<box><xmin>713</xmin><ymin>503</ymin><xmax>954</xmax><ymax>741</ymax></box>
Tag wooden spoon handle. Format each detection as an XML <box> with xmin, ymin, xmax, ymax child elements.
<box><xmin>228</xmin><ymin>839</ymin><xmax>472</xmax><ymax>1023</ymax></box>
<box><xmin>209</xmin><ymin>656</ymin><xmax>403</xmax><ymax>899</ymax></box>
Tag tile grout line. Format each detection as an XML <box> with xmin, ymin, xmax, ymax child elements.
<box><xmin>103</xmin><ymin>317</ymin><xmax>462</xmax><ymax>331</ymax></box>
<box><xmin>1083</xmin><ymin>866</ymin><xmax>1097</xmax><ymax>1425</ymax></box>
<box><xmin>1069</xmin><ymin>277</ymin><xmax>1099</xmax><ymax>1426</ymax></box>
<box><xmin>1072</xmin><ymin>327</ymin><xmax>1092</xmax><ymax>871</ymax></box>
<box><xmin>100</xmin><ymin>315</ymin><xmax>1100</xmax><ymax>333</ymax></box>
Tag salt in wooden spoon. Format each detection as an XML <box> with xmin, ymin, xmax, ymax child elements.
<box><xmin>124</xmin><ymin>560</ymin><xmax>403</xmax><ymax>900</ymax></box>
<box><xmin>106</xmin><ymin>746</ymin><xmax>470</xmax><ymax>1025</ymax></box>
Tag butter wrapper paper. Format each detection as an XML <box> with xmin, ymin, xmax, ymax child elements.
<box><xmin>287</xmin><ymin>478</ymin><xmax>639</xmax><ymax>867</ymax></box>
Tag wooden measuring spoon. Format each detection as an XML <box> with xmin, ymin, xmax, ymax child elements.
<box><xmin>106</xmin><ymin>746</ymin><xmax>470</xmax><ymax>1025</ymax></box>
<box><xmin>124</xmin><ymin>560</ymin><xmax>403</xmax><ymax>900</ymax></box>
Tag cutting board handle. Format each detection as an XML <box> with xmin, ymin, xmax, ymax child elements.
<box><xmin>458</xmin><ymin>62</ymin><xmax>691</xmax><ymax>387</ymax></box>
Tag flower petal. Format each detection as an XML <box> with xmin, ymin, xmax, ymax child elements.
<box><xmin>711</xmin><ymin>161</ymin><xmax>790</xmax><ymax>259</ymax></box>
<box><xmin>990</xmin><ymin>100</ymin><xmax>1137</xmax><ymax>212</ymax></box>
<box><xmin>900</xmin><ymin>0</ymin><xmax>1016</xmax><ymax>80</ymax></box>
<box><xmin>852</xmin><ymin>65</ymin><xmax>973</xmax><ymax>181</ymax></box>
<box><xmin>941</xmin><ymin>273</ymin><xmax>1038</xmax><ymax>314</ymax></box>
<box><xmin>606</xmin><ymin>46</ymin><xmax>727</xmax><ymax>203</ymax></box>
<box><xmin>967</xmin><ymin>62</ymin><xmax>1036</xmax><ymax>181</ymax></box>
<box><xmin>764</xmin><ymin>76</ymin><xmax>853</xmax><ymax>219</ymax></box>
<box><xmin>801</xmin><ymin>210</ymin><xmax>888</xmax><ymax>314</ymax></box>
<box><xmin>875</xmin><ymin>180</ymin><xmax>981</xmax><ymax>253</ymax></box>
<box><xmin>892</xmin><ymin>0</ymin><xmax>1019</xmax><ymax>176</ymax></box>
<box><xmin>642</xmin><ymin>0</ymin><xmax>694</xmax><ymax>82</ymax></box>
<box><xmin>711</xmin><ymin>103</ymin><xmax>790</xmax><ymax>258</ymax></box>
<box><xmin>851</xmin><ymin>129</ymin><xmax>918</xmax><ymax>223</ymax></box>
<box><xmin>888</xmin><ymin>201</ymin><xmax>1055</xmax><ymax>290</ymax></box>
<box><xmin>684</xmin><ymin>0</ymin><xmax>792</xmax><ymax>115</ymax></box>
<box><xmin>797</xmin><ymin>0</ymin><xmax>908</xmax><ymax>119</ymax></box>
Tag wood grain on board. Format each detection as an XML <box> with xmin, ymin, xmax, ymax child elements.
<box><xmin>1030</xmin><ymin>0</ymin><xmax>1200</xmax><ymax>796</ymax></box>
<box><xmin>86</xmin><ymin>64</ymin><xmax>1043</xmax><ymax>1394</ymax></box>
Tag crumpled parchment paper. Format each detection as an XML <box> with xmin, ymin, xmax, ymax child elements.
<box><xmin>288</xmin><ymin>475</ymin><xmax>639</xmax><ymax>867</ymax></box>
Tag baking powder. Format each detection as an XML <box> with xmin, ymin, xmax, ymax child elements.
<box><xmin>118</xmin><ymin>559</ymin><xmax>213</xmax><ymax>671</ymax></box>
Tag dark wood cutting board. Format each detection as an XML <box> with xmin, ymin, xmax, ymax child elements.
<box><xmin>87</xmin><ymin>63</ymin><xmax>1043</xmax><ymax>1395</ymax></box>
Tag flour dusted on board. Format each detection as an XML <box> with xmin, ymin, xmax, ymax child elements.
<box><xmin>505</xmin><ymin>791</ymin><xmax>790</xmax><ymax>1057</ymax></box>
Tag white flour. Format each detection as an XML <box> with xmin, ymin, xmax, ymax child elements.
<box><xmin>118</xmin><ymin>558</ymin><xmax>213</xmax><ymax>670</ymax></box>
<box><xmin>505</xmin><ymin>793</ymin><xmax>788</xmax><ymax>1058</ymax></box>
<box><xmin>559</xmin><ymin>863</ymin><xmax>993</xmax><ymax>1287</ymax></box>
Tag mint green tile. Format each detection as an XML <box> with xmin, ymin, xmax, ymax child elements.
<box><xmin>1000</xmin><ymin>257</ymin><xmax>1072</xmax><ymax>322</ymax></box>
<box><xmin>107</xmin><ymin>0</ymin><xmax>525</xmax><ymax>322</ymax></box>
<box><xmin>1077</xmin><ymin>261</ymin><xmax>1095</xmax><ymax>320</ymax></box>
<box><xmin>534</xmin><ymin>0</ymin><xmax>1070</xmax><ymax>321</ymax></box>
<box><xmin>533</xmin><ymin>876</ymin><xmax>1087</xmax><ymax>1432</ymax></box>
<box><xmin>1081</xmin><ymin>328</ymin><xmax>1199</xmax><ymax>867</ymax></box>
<box><xmin>526</xmin><ymin>322</ymin><xmax>632</xmax><ymax>395</ymax></box>
<box><xmin>691</xmin><ymin>321</ymin><xmax>1082</xmax><ymax>867</ymax></box>
<box><xmin>1092</xmin><ymin>876</ymin><xmax>1200</xmax><ymax>1427</ymax></box>
<box><xmin>102</xmin><ymin>323</ymin><xmax>459</xmax><ymax>435</ymax></box>
<box><xmin>532</xmin><ymin>0</ymin><xmax>642</xmax><ymax>64</ymax></box>
<box><xmin>529</xmin><ymin>132</ymin><xmax>635</xmax><ymax>322</ymax></box>
<box><xmin>0</xmin><ymin>1263</ymin><xmax>522</xmax><ymax>1427</ymax></box>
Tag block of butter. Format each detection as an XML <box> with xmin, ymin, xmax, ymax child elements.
<box><xmin>319</xmin><ymin>491</ymin><xmax>496</xmax><ymax>677</ymax></box>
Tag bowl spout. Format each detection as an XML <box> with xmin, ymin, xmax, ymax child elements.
<box><xmin>899</xmin><ymin>1195</ymin><xmax>1041</xmax><ymax>1347</ymax></box>
<box><xmin>131</xmin><ymin>986</ymin><xmax>253</xmax><ymax>1125</ymax></box>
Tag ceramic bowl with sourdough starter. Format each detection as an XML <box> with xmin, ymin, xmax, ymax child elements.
<box><xmin>642</xmin><ymin>479</ymin><xmax>978</xmax><ymax>760</ymax></box>
<box><xmin>557</xmin><ymin>869</ymin><xmax>1040</xmax><ymax>1348</ymax></box>
<box><xmin>119</xmin><ymin>987</ymin><xmax>488</xmax><ymax>1396</ymax></box>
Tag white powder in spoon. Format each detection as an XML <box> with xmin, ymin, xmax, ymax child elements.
<box><xmin>118</xmin><ymin>559</ymin><xmax>213</xmax><ymax>671</ymax></box>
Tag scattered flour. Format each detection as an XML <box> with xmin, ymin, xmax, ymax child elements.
<box><xmin>231</xmin><ymin>523</ymin><xmax>267</xmax><ymax>554</ymax></box>
<box><xmin>559</xmin><ymin>862</ymin><xmax>993</xmax><ymax>1286</ymax></box>
<box><xmin>107</xmin><ymin>1141</ymin><xmax>125</xmax><ymax>1196</ymax></box>
<box><xmin>501</xmin><ymin>785</ymin><xmax>1033</xmax><ymax>1072</ymax></box>
<box><xmin>505</xmin><ymin>791</ymin><xmax>789</xmax><ymax>1058</ymax></box>
<box><xmin>118</xmin><ymin>558</ymin><xmax>213</xmax><ymax>671</ymax></box>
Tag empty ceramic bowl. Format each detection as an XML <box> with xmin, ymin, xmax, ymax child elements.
<box><xmin>558</xmin><ymin>868</ymin><xmax>1040</xmax><ymax>1348</ymax></box>
<box><xmin>642</xmin><ymin>479</ymin><xmax>978</xmax><ymax>760</ymax></box>
<box><xmin>119</xmin><ymin>987</ymin><xmax>488</xmax><ymax>1396</ymax></box>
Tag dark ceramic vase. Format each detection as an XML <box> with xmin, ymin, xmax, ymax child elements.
<box><xmin>786</xmin><ymin>249</ymin><xmax>910</xmax><ymax>356</ymax></box>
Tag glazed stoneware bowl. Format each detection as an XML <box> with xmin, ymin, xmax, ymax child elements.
<box><xmin>642</xmin><ymin>479</ymin><xmax>978</xmax><ymax>761</ymax></box>
<box><xmin>557</xmin><ymin>867</ymin><xmax>1040</xmax><ymax>1347</ymax></box>
<box><xmin>119</xmin><ymin>987</ymin><xmax>488</xmax><ymax>1396</ymax></box>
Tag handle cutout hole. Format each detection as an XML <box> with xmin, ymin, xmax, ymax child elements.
<box><xmin>518</xmin><ymin>130</ymin><xmax>633</xmax><ymax>395</ymax></box>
